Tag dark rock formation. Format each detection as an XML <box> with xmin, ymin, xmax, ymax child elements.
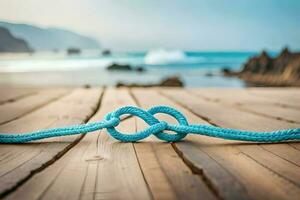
<box><xmin>221</xmin><ymin>67</ymin><xmax>233</xmax><ymax>76</ymax></box>
<box><xmin>102</xmin><ymin>49</ymin><xmax>111</xmax><ymax>56</ymax></box>
<box><xmin>228</xmin><ymin>48</ymin><xmax>300</xmax><ymax>86</ymax></box>
<box><xmin>0</xmin><ymin>27</ymin><xmax>32</xmax><ymax>52</ymax></box>
<box><xmin>136</xmin><ymin>66</ymin><xmax>145</xmax><ymax>72</ymax></box>
<box><xmin>67</xmin><ymin>48</ymin><xmax>81</xmax><ymax>55</ymax></box>
<box><xmin>116</xmin><ymin>76</ymin><xmax>184</xmax><ymax>88</ymax></box>
<box><xmin>106</xmin><ymin>63</ymin><xmax>146</xmax><ymax>72</ymax></box>
<box><xmin>242</xmin><ymin>51</ymin><xmax>273</xmax><ymax>74</ymax></box>
<box><xmin>107</xmin><ymin>63</ymin><xmax>133</xmax><ymax>71</ymax></box>
<box><xmin>160</xmin><ymin>76</ymin><xmax>184</xmax><ymax>87</ymax></box>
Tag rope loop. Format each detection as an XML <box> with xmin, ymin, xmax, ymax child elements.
<box><xmin>147</xmin><ymin>106</ymin><xmax>189</xmax><ymax>141</ymax></box>
<box><xmin>105</xmin><ymin>106</ymin><xmax>189</xmax><ymax>142</ymax></box>
<box><xmin>0</xmin><ymin>105</ymin><xmax>299</xmax><ymax>143</ymax></box>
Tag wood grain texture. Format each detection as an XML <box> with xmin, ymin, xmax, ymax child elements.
<box><xmin>190</xmin><ymin>88</ymin><xmax>300</xmax><ymax>124</ymax></box>
<box><xmin>0</xmin><ymin>87</ymin><xmax>299</xmax><ymax>200</ymax></box>
<box><xmin>0</xmin><ymin>87</ymin><xmax>39</xmax><ymax>104</ymax></box>
<box><xmin>0</xmin><ymin>88</ymin><xmax>103</xmax><ymax>198</ymax></box>
<box><xmin>187</xmin><ymin>89</ymin><xmax>300</xmax><ymax>167</ymax></box>
<box><xmin>5</xmin><ymin>88</ymin><xmax>152</xmax><ymax>200</ymax></box>
<box><xmin>159</xmin><ymin>88</ymin><xmax>300</xmax><ymax>200</ymax></box>
<box><xmin>11</xmin><ymin>88</ymin><xmax>217</xmax><ymax>200</ymax></box>
<box><xmin>190</xmin><ymin>88</ymin><xmax>300</xmax><ymax>167</ymax></box>
<box><xmin>247</xmin><ymin>88</ymin><xmax>300</xmax><ymax>109</ymax></box>
<box><xmin>131</xmin><ymin>88</ymin><xmax>217</xmax><ymax>200</ymax></box>
<box><xmin>0</xmin><ymin>89</ymin><xmax>69</xmax><ymax>124</ymax></box>
<box><xmin>133</xmin><ymin>88</ymin><xmax>250</xmax><ymax>200</ymax></box>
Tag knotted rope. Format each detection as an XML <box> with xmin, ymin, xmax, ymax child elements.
<box><xmin>0</xmin><ymin>106</ymin><xmax>299</xmax><ymax>143</ymax></box>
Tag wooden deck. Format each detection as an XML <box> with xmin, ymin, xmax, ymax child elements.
<box><xmin>0</xmin><ymin>87</ymin><xmax>299</xmax><ymax>200</ymax></box>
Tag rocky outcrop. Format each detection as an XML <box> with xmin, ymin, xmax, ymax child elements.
<box><xmin>107</xmin><ymin>63</ymin><xmax>132</xmax><ymax>71</ymax></box>
<box><xmin>102</xmin><ymin>49</ymin><xmax>111</xmax><ymax>56</ymax></box>
<box><xmin>107</xmin><ymin>63</ymin><xmax>145</xmax><ymax>72</ymax></box>
<box><xmin>116</xmin><ymin>76</ymin><xmax>184</xmax><ymax>87</ymax></box>
<box><xmin>227</xmin><ymin>48</ymin><xmax>300</xmax><ymax>86</ymax></box>
<box><xmin>67</xmin><ymin>48</ymin><xmax>81</xmax><ymax>55</ymax></box>
<box><xmin>0</xmin><ymin>27</ymin><xmax>32</xmax><ymax>52</ymax></box>
<box><xmin>159</xmin><ymin>76</ymin><xmax>184</xmax><ymax>87</ymax></box>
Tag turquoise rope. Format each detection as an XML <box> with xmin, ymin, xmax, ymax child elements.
<box><xmin>0</xmin><ymin>106</ymin><xmax>299</xmax><ymax>143</ymax></box>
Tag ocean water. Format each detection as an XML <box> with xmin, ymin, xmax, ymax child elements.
<box><xmin>0</xmin><ymin>50</ymin><xmax>259</xmax><ymax>87</ymax></box>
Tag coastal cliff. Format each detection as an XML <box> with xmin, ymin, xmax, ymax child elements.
<box><xmin>0</xmin><ymin>21</ymin><xmax>100</xmax><ymax>51</ymax></box>
<box><xmin>228</xmin><ymin>48</ymin><xmax>300</xmax><ymax>86</ymax></box>
<box><xmin>0</xmin><ymin>27</ymin><xmax>32</xmax><ymax>52</ymax></box>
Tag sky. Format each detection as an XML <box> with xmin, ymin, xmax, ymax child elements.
<box><xmin>0</xmin><ymin>0</ymin><xmax>299</xmax><ymax>51</ymax></box>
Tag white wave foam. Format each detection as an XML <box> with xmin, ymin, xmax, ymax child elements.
<box><xmin>144</xmin><ymin>49</ymin><xmax>187</xmax><ymax>65</ymax></box>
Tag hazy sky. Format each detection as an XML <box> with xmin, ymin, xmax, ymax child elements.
<box><xmin>0</xmin><ymin>0</ymin><xmax>299</xmax><ymax>51</ymax></box>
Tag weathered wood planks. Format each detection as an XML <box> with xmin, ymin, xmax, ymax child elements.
<box><xmin>190</xmin><ymin>88</ymin><xmax>300</xmax><ymax>123</ymax></box>
<box><xmin>0</xmin><ymin>87</ymin><xmax>299</xmax><ymax>200</ymax></box>
<box><xmin>0</xmin><ymin>87</ymin><xmax>40</xmax><ymax>104</ymax></box>
<box><xmin>5</xmin><ymin>88</ymin><xmax>218</xmax><ymax>200</ymax></box>
<box><xmin>132</xmin><ymin>89</ymin><xmax>252</xmax><ymax>200</ymax></box>
<box><xmin>131</xmin><ymin>89</ymin><xmax>217</xmax><ymax>200</ymax></box>
<box><xmin>0</xmin><ymin>89</ymin><xmax>69</xmax><ymax>124</ymax></box>
<box><xmin>248</xmin><ymin>88</ymin><xmax>300</xmax><ymax>108</ymax></box>
<box><xmin>159</xmin><ymin>88</ymin><xmax>300</xmax><ymax>200</ymax></box>
<box><xmin>4</xmin><ymin>88</ymin><xmax>152</xmax><ymax>200</ymax></box>
<box><xmin>0</xmin><ymin>88</ymin><xmax>103</xmax><ymax>198</ymax></box>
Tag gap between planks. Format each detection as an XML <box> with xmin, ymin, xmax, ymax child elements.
<box><xmin>129</xmin><ymin>89</ymin><xmax>218</xmax><ymax>200</ymax></box>
<box><xmin>186</xmin><ymin>88</ymin><xmax>300</xmax><ymax>161</ymax></box>
<box><xmin>4</xmin><ymin>88</ymin><xmax>152</xmax><ymax>200</ymax></box>
<box><xmin>131</xmin><ymin>88</ymin><xmax>252</xmax><ymax>200</ymax></box>
<box><xmin>153</xmin><ymin>89</ymin><xmax>300</xmax><ymax>198</ymax></box>
<box><xmin>4</xmin><ymin>88</ymin><xmax>219</xmax><ymax>200</ymax></box>
<box><xmin>0</xmin><ymin>87</ymin><xmax>40</xmax><ymax>105</ymax></box>
<box><xmin>0</xmin><ymin>89</ymin><xmax>70</xmax><ymax>125</ymax></box>
<box><xmin>157</xmin><ymin>88</ymin><xmax>300</xmax><ymax>199</ymax></box>
<box><xmin>0</xmin><ymin>88</ymin><xmax>104</xmax><ymax>199</ymax></box>
<box><xmin>188</xmin><ymin>88</ymin><xmax>300</xmax><ymax>124</ymax></box>
<box><xmin>1</xmin><ymin>87</ymin><xmax>300</xmax><ymax>200</ymax></box>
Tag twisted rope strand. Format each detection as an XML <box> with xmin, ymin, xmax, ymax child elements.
<box><xmin>0</xmin><ymin>106</ymin><xmax>299</xmax><ymax>143</ymax></box>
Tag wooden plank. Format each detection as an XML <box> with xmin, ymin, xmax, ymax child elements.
<box><xmin>132</xmin><ymin>88</ymin><xmax>251</xmax><ymax>200</ymax></box>
<box><xmin>133</xmin><ymin>104</ymin><xmax>216</xmax><ymax>199</ymax></box>
<box><xmin>4</xmin><ymin>88</ymin><xmax>152</xmax><ymax>200</ymax></box>
<box><xmin>159</xmin><ymin>88</ymin><xmax>300</xmax><ymax>200</ymax></box>
<box><xmin>7</xmin><ymin>88</ymin><xmax>217</xmax><ymax>200</ymax></box>
<box><xmin>0</xmin><ymin>87</ymin><xmax>39</xmax><ymax>104</ymax></box>
<box><xmin>1</xmin><ymin>87</ymin><xmax>299</xmax><ymax>200</ymax></box>
<box><xmin>0</xmin><ymin>89</ymin><xmax>69</xmax><ymax>125</ymax></box>
<box><xmin>132</xmin><ymin>89</ymin><xmax>218</xmax><ymax>200</ymax></box>
<box><xmin>247</xmin><ymin>88</ymin><xmax>300</xmax><ymax>108</ymax></box>
<box><xmin>249</xmin><ymin>88</ymin><xmax>300</xmax><ymax>100</ymax></box>
<box><xmin>163</xmin><ymin>89</ymin><xmax>300</xmax><ymax>163</ymax></box>
<box><xmin>190</xmin><ymin>88</ymin><xmax>300</xmax><ymax>165</ymax></box>
<box><xmin>190</xmin><ymin>88</ymin><xmax>300</xmax><ymax>124</ymax></box>
<box><xmin>0</xmin><ymin>88</ymin><xmax>102</xmax><ymax>198</ymax></box>
<box><xmin>163</xmin><ymin>88</ymin><xmax>300</xmax><ymax>170</ymax></box>
<box><xmin>290</xmin><ymin>143</ymin><xmax>300</xmax><ymax>151</ymax></box>
<box><xmin>132</xmin><ymin>143</ymin><xmax>178</xmax><ymax>200</ymax></box>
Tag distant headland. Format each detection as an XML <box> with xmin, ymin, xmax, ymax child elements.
<box><xmin>0</xmin><ymin>27</ymin><xmax>32</xmax><ymax>52</ymax></box>
<box><xmin>0</xmin><ymin>21</ymin><xmax>100</xmax><ymax>52</ymax></box>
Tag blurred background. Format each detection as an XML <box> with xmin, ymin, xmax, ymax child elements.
<box><xmin>0</xmin><ymin>0</ymin><xmax>299</xmax><ymax>88</ymax></box>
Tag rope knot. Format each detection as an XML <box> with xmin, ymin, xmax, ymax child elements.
<box><xmin>0</xmin><ymin>105</ymin><xmax>299</xmax><ymax>144</ymax></box>
<box><xmin>104</xmin><ymin>106</ymin><xmax>189</xmax><ymax>142</ymax></box>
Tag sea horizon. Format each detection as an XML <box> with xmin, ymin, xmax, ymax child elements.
<box><xmin>0</xmin><ymin>49</ymin><xmax>280</xmax><ymax>87</ymax></box>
